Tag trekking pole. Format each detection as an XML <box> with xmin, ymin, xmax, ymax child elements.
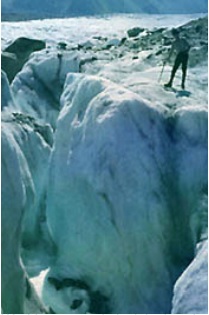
<box><xmin>158</xmin><ymin>61</ymin><xmax>166</xmax><ymax>83</ymax></box>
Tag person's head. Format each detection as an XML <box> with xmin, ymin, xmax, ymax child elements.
<box><xmin>171</xmin><ymin>28</ymin><xmax>179</xmax><ymax>38</ymax></box>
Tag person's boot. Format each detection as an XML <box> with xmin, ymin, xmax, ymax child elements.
<box><xmin>181</xmin><ymin>77</ymin><xmax>185</xmax><ymax>89</ymax></box>
<box><xmin>164</xmin><ymin>81</ymin><xmax>172</xmax><ymax>88</ymax></box>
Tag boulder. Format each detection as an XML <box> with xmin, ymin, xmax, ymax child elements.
<box><xmin>105</xmin><ymin>38</ymin><xmax>121</xmax><ymax>49</ymax></box>
<box><xmin>127</xmin><ymin>27</ymin><xmax>145</xmax><ymax>38</ymax></box>
<box><xmin>2</xmin><ymin>37</ymin><xmax>45</xmax><ymax>82</ymax></box>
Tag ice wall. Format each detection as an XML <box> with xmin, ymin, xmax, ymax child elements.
<box><xmin>1</xmin><ymin>39</ymin><xmax>207</xmax><ymax>312</ymax></box>
<box><xmin>1</xmin><ymin>50</ymin><xmax>81</xmax><ymax>313</ymax></box>
<box><xmin>1</xmin><ymin>71</ymin><xmax>49</xmax><ymax>314</ymax></box>
<box><xmin>11</xmin><ymin>51</ymin><xmax>80</xmax><ymax>128</ymax></box>
<box><xmin>172</xmin><ymin>241</ymin><xmax>208</xmax><ymax>314</ymax></box>
<box><xmin>42</xmin><ymin>73</ymin><xmax>207</xmax><ymax>313</ymax></box>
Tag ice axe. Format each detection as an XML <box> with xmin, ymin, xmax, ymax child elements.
<box><xmin>158</xmin><ymin>60</ymin><xmax>166</xmax><ymax>83</ymax></box>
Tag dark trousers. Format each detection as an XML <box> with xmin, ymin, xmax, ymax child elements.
<box><xmin>170</xmin><ymin>51</ymin><xmax>189</xmax><ymax>87</ymax></box>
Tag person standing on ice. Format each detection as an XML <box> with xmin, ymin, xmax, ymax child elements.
<box><xmin>164</xmin><ymin>28</ymin><xmax>190</xmax><ymax>89</ymax></box>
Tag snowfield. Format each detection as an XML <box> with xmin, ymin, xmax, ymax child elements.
<box><xmin>1</xmin><ymin>14</ymin><xmax>208</xmax><ymax>314</ymax></box>
<box><xmin>1</xmin><ymin>14</ymin><xmax>206</xmax><ymax>49</ymax></box>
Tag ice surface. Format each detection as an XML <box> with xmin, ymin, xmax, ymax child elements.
<box><xmin>2</xmin><ymin>14</ymin><xmax>206</xmax><ymax>49</ymax></box>
<box><xmin>41</xmin><ymin>73</ymin><xmax>207</xmax><ymax>313</ymax></box>
<box><xmin>172</xmin><ymin>241</ymin><xmax>208</xmax><ymax>314</ymax></box>
<box><xmin>1</xmin><ymin>13</ymin><xmax>208</xmax><ymax>314</ymax></box>
<box><xmin>10</xmin><ymin>51</ymin><xmax>80</xmax><ymax>128</ymax></box>
<box><xmin>1</xmin><ymin>75</ymin><xmax>48</xmax><ymax>313</ymax></box>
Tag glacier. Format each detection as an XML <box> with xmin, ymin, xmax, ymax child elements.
<box><xmin>1</xmin><ymin>71</ymin><xmax>48</xmax><ymax>313</ymax></box>
<box><xmin>40</xmin><ymin>72</ymin><xmax>207</xmax><ymax>314</ymax></box>
<box><xmin>1</xmin><ymin>14</ymin><xmax>208</xmax><ymax>314</ymax></box>
<box><xmin>172</xmin><ymin>240</ymin><xmax>208</xmax><ymax>314</ymax></box>
<box><xmin>10</xmin><ymin>51</ymin><xmax>80</xmax><ymax>128</ymax></box>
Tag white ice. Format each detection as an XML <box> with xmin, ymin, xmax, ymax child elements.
<box><xmin>1</xmin><ymin>13</ymin><xmax>208</xmax><ymax>314</ymax></box>
<box><xmin>1</xmin><ymin>72</ymin><xmax>50</xmax><ymax>313</ymax></box>
<box><xmin>172</xmin><ymin>241</ymin><xmax>208</xmax><ymax>314</ymax></box>
<box><xmin>1</xmin><ymin>14</ymin><xmax>206</xmax><ymax>49</ymax></box>
<box><xmin>41</xmin><ymin>72</ymin><xmax>207</xmax><ymax>313</ymax></box>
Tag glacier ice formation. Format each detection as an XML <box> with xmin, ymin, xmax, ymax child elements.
<box><xmin>42</xmin><ymin>73</ymin><xmax>207</xmax><ymax>313</ymax></box>
<box><xmin>11</xmin><ymin>50</ymin><xmax>81</xmax><ymax>128</ymax></box>
<box><xmin>1</xmin><ymin>42</ymin><xmax>208</xmax><ymax>313</ymax></box>
<box><xmin>172</xmin><ymin>240</ymin><xmax>208</xmax><ymax>314</ymax></box>
<box><xmin>1</xmin><ymin>71</ymin><xmax>49</xmax><ymax>313</ymax></box>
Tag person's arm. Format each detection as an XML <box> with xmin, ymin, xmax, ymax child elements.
<box><xmin>184</xmin><ymin>38</ymin><xmax>191</xmax><ymax>52</ymax></box>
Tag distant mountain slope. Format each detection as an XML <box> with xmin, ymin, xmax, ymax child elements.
<box><xmin>2</xmin><ymin>0</ymin><xmax>208</xmax><ymax>20</ymax></box>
